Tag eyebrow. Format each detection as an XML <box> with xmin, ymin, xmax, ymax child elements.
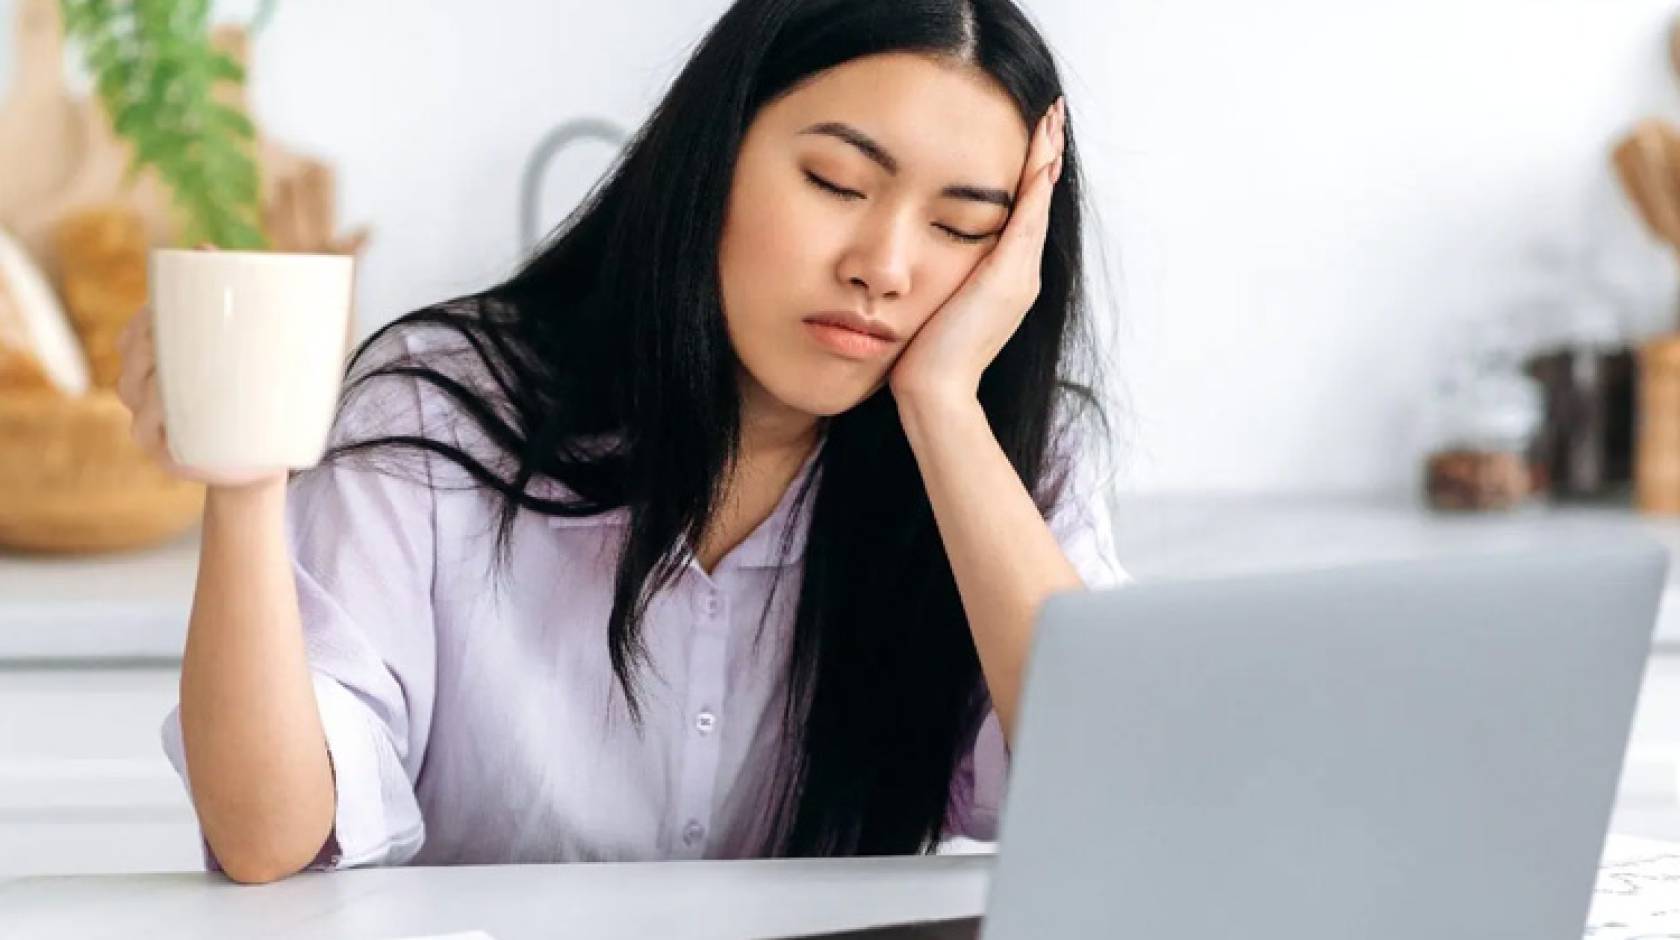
<box><xmin>798</xmin><ymin>121</ymin><xmax>1015</xmax><ymax>209</ymax></box>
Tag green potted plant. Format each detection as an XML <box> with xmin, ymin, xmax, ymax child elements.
<box><xmin>58</xmin><ymin>0</ymin><xmax>272</xmax><ymax>249</ymax></box>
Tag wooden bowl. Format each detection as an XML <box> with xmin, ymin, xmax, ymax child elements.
<box><xmin>0</xmin><ymin>389</ymin><xmax>203</xmax><ymax>553</ymax></box>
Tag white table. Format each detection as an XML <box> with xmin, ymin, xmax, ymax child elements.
<box><xmin>0</xmin><ymin>855</ymin><xmax>990</xmax><ymax>940</ymax></box>
<box><xmin>2</xmin><ymin>835</ymin><xmax>1676</xmax><ymax>940</ymax></box>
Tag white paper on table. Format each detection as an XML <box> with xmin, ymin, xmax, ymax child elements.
<box><xmin>381</xmin><ymin>932</ymin><xmax>495</xmax><ymax>940</ymax></box>
<box><xmin>1583</xmin><ymin>834</ymin><xmax>1680</xmax><ymax>938</ymax></box>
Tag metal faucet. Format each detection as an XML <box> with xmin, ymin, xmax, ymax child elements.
<box><xmin>518</xmin><ymin>117</ymin><xmax>629</xmax><ymax>252</ymax></box>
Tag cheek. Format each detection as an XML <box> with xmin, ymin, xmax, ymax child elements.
<box><xmin>720</xmin><ymin>177</ymin><xmax>830</xmax><ymax>326</ymax></box>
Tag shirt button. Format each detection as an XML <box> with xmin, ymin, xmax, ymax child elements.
<box><xmin>683</xmin><ymin>820</ymin><xmax>706</xmax><ymax>846</ymax></box>
<box><xmin>695</xmin><ymin>710</ymin><xmax>717</xmax><ymax>735</ymax></box>
<box><xmin>702</xmin><ymin>593</ymin><xmax>722</xmax><ymax>617</ymax></box>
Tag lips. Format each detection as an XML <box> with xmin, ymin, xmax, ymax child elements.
<box><xmin>803</xmin><ymin>311</ymin><xmax>899</xmax><ymax>341</ymax></box>
<box><xmin>802</xmin><ymin>313</ymin><xmax>897</xmax><ymax>360</ymax></box>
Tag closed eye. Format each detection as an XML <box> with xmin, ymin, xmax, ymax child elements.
<box><xmin>804</xmin><ymin>170</ymin><xmax>863</xmax><ymax>200</ymax></box>
<box><xmin>937</xmin><ymin>225</ymin><xmax>993</xmax><ymax>245</ymax></box>
<box><xmin>804</xmin><ymin>171</ymin><xmax>994</xmax><ymax>245</ymax></box>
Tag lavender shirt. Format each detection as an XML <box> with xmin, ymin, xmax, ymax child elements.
<box><xmin>160</xmin><ymin>325</ymin><xmax>1132</xmax><ymax>871</ymax></box>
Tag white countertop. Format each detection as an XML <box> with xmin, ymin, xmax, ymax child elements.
<box><xmin>2</xmin><ymin>834</ymin><xmax>1675</xmax><ymax>939</ymax></box>
<box><xmin>4</xmin><ymin>492</ymin><xmax>1680</xmax><ymax>661</ymax></box>
<box><xmin>0</xmin><ymin>527</ymin><xmax>201</xmax><ymax>660</ymax></box>
<box><xmin>0</xmin><ymin>854</ymin><xmax>989</xmax><ymax>940</ymax></box>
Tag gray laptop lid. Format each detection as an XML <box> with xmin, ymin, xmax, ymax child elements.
<box><xmin>982</xmin><ymin>539</ymin><xmax>1668</xmax><ymax>940</ymax></box>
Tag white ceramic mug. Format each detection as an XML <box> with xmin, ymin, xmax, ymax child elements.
<box><xmin>148</xmin><ymin>249</ymin><xmax>355</xmax><ymax>473</ymax></box>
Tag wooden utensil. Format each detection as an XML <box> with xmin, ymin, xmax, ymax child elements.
<box><xmin>1668</xmin><ymin>11</ymin><xmax>1680</xmax><ymax>88</ymax></box>
<box><xmin>1612</xmin><ymin>118</ymin><xmax>1680</xmax><ymax>256</ymax></box>
<box><xmin>0</xmin><ymin>0</ymin><xmax>84</xmax><ymax>239</ymax></box>
<box><xmin>1638</xmin><ymin>335</ymin><xmax>1680</xmax><ymax>514</ymax></box>
<box><xmin>1618</xmin><ymin>99</ymin><xmax>1680</xmax><ymax>514</ymax></box>
<box><xmin>0</xmin><ymin>1</ymin><xmax>179</xmax><ymax>284</ymax></box>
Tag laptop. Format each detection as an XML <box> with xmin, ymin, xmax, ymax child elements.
<box><xmin>790</xmin><ymin>538</ymin><xmax>1669</xmax><ymax>939</ymax></box>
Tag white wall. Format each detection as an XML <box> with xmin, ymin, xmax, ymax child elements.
<box><xmin>6</xmin><ymin>0</ymin><xmax>1679</xmax><ymax>494</ymax></box>
<box><xmin>1060</xmin><ymin>1</ymin><xmax>1680</xmax><ymax>493</ymax></box>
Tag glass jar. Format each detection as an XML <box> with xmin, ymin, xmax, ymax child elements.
<box><xmin>1423</xmin><ymin>362</ymin><xmax>1546</xmax><ymax>512</ymax></box>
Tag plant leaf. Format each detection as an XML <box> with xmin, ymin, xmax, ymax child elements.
<box><xmin>65</xmin><ymin>0</ymin><xmax>270</xmax><ymax>251</ymax></box>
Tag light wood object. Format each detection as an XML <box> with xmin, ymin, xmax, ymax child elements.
<box><xmin>0</xmin><ymin>204</ymin><xmax>204</xmax><ymax>553</ymax></box>
<box><xmin>1612</xmin><ymin>112</ymin><xmax>1680</xmax><ymax>514</ymax></box>
<box><xmin>0</xmin><ymin>2</ymin><xmax>371</xmax><ymax>278</ymax></box>
<box><xmin>0</xmin><ymin>390</ymin><xmax>205</xmax><ymax>553</ymax></box>
<box><xmin>1639</xmin><ymin>334</ymin><xmax>1680</xmax><ymax>514</ymax></box>
<box><xmin>52</xmin><ymin>207</ymin><xmax>148</xmax><ymax>390</ymax></box>
<box><xmin>0</xmin><ymin>1</ymin><xmax>368</xmax><ymax>554</ymax></box>
<box><xmin>0</xmin><ymin>0</ymin><xmax>176</xmax><ymax>287</ymax></box>
<box><xmin>1612</xmin><ymin>119</ymin><xmax>1680</xmax><ymax>261</ymax></box>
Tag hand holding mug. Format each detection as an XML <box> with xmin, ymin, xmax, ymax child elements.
<box><xmin>115</xmin><ymin>243</ymin><xmax>354</xmax><ymax>490</ymax></box>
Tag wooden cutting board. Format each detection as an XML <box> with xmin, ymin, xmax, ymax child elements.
<box><xmin>0</xmin><ymin>0</ymin><xmax>183</xmax><ymax>283</ymax></box>
<box><xmin>0</xmin><ymin>0</ymin><xmax>80</xmax><ymax>228</ymax></box>
<box><xmin>0</xmin><ymin>1</ymin><xmax>368</xmax><ymax>280</ymax></box>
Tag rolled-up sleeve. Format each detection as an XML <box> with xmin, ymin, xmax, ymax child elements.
<box><xmin>944</xmin><ymin>417</ymin><xmax>1132</xmax><ymax>842</ymax></box>
<box><xmin>159</xmin><ymin>328</ymin><xmax>440</xmax><ymax>872</ymax></box>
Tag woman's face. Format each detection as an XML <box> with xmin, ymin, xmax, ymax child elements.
<box><xmin>718</xmin><ymin>52</ymin><xmax>1031</xmax><ymax>418</ymax></box>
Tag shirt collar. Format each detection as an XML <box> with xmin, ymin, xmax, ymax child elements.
<box><xmin>540</xmin><ymin>435</ymin><xmax>826</xmax><ymax>570</ymax></box>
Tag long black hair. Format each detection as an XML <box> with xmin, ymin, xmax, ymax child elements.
<box><xmin>318</xmin><ymin>0</ymin><xmax>1108</xmax><ymax>857</ymax></box>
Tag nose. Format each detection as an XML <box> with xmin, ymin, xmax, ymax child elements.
<box><xmin>836</xmin><ymin>213</ymin><xmax>912</xmax><ymax>304</ymax></box>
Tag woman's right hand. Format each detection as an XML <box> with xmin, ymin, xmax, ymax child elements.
<box><xmin>115</xmin><ymin>245</ymin><xmax>290</xmax><ymax>492</ymax></box>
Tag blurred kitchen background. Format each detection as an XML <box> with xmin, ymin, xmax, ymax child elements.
<box><xmin>16</xmin><ymin>0</ymin><xmax>1680</xmax><ymax>495</ymax></box>
<box><xmin>6</xmin><ymin>0</ymin><xmax>1680</xmax><ymax>876</ymax></box>
<box><xmin>11</xmin><ymin>0</ymin><xmax>1680</xmax><ymax>497</ymax></box>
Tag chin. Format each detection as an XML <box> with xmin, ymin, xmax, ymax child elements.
<box><xmin>757</xmin><ymin>365</ymin><xmax>886</xmax><ymax>418</ymax></box>
<box><xmin>766</xmin><ymin>384</ymin><xmax>872</xmax><ymax>418</ymax></box>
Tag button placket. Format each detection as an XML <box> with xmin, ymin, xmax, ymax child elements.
<box><xmin>674</xmin><ymin>579</ymin><xmax>730</xmax><ymax>857</ymax></box>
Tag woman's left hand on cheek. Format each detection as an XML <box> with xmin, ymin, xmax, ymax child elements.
<box><xmin>888</xmin><ymin>96</ymin><xmax>1066</xmax><ymax>407</ymax></box>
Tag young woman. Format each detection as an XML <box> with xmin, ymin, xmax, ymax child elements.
<box><xmin>116</xmin><ymin>0</ymin><xmax>1129</xmax><ymax>884</ymax></box>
